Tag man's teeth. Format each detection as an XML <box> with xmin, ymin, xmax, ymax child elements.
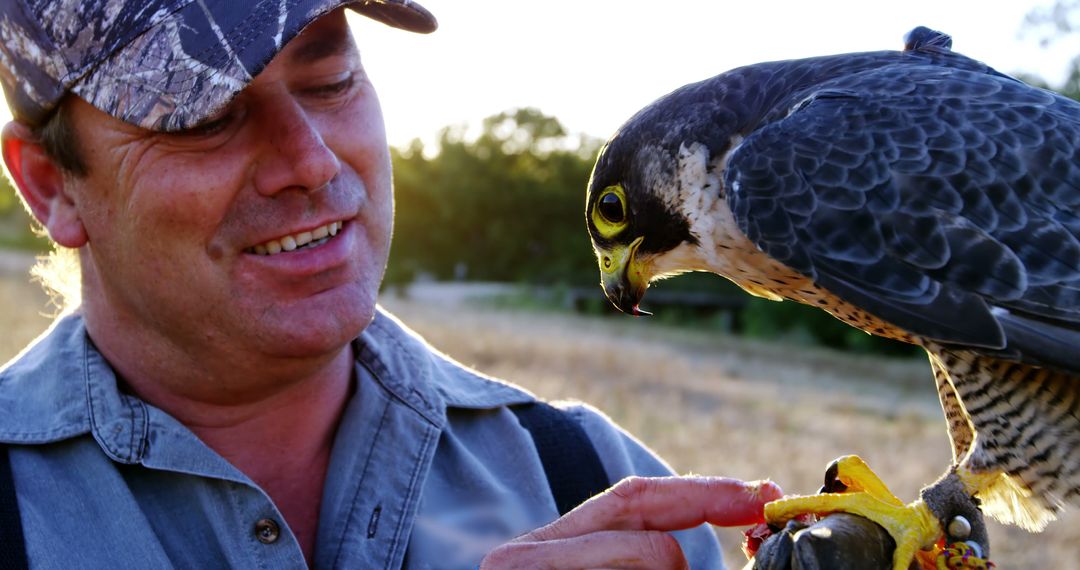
<box><xmin>250</xmin><ymin>221</ymin><xmax>343</xmax><ymax>256</ymax></box>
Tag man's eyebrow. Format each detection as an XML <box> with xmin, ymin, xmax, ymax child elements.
<box><xmin>288</xmin><ymin>29</ymin><xmax>353</xmax><ymax>64</ymax></box>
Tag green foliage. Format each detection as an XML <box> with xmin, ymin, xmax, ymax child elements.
<box><xmin>1016</xmin><ymin>58</ymin><xmax>1080</xmax><ymax>102</ymax></box>
<box><xmin>0</xmin><ymin>176</ymin><xmax>15</xmax><ymax>213</ymax></box>
<box><xmin>0</xmin><ymin>174</ymin><xmax>49</xmax><ymax>252</ymax></box>
<box><xmin>388</xmin><ymin>108</ymin><xmax>603</xmax><ymax>285</ymax></box>
<box><xmin>1055</xmin><ymin>57</ymin><xmax>1080</xmax><ymax>101</ymax></box>
<box><xmin>1022</xmin><ymin>1</ymin><xmax>1080</xmax><ymax>102</ymax></box>
<box><xmin>741</xmin><ymin>298</ymin><xmax>920</xmax><ymax>357</ymax></box>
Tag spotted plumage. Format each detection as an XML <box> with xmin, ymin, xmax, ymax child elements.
<box><xmin>586</xmin><ymin>26</ymin><xmax>1080</xmax><ymax>553</ymax></box>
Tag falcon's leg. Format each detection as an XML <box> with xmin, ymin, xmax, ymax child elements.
<box><xmin>928</xmin><ymin>345</ymin><xmax>1080</xmax><ymax>531</ymax></box>
<box><xmin>929</xmin><ymin>355</ymin><xmax>974</xmax><ymax>464</ymax></box>
<box><xmin>764</xmin><ymin>455</ymin><xmax>942</xmax><ymax>570</ymax></box>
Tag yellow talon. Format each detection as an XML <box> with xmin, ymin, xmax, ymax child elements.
<box><xmin>764</xmin><ymin>455</ymin><xmax>944</xmax><ymax>570</ymax></box>
<box><xmin>826</xmin><ymin>455</ymin><xmax>904</xmax><ymax>507</ymax></box>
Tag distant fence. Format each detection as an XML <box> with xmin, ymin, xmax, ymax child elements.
<box><xmin>393</xmin><ymin>281</ymin><xmax>749</xmax><ymax>331</ymax></box>
<box><xmin>562</xmin><ymin>287</ymin><xmax>748</xmax><ymax>330</ymax></box>
<box><xmin>563</xmin><ymin>287</ymin><xmax>746</xmax><ymax>312</ymax></box>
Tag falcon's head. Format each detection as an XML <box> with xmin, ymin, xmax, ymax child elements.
<box><xmin>585</xmin><ymin>93</ymin><xmax>745</xmax><ymax>315</ymax></box>
<box><xmin>586</xmin><ymin>146</ymin><xmax>691</xmax><ymax>315</ymax></box>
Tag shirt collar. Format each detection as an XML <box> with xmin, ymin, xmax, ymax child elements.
<box><xmin>0</xmin><ymin>313</ymin><xmax>151</xmax><ymax>464</ymax></box>
<box><xmin>0</xmin><ymin>314</ymin><xmax>95</xmax><ymax>444</ymax></box>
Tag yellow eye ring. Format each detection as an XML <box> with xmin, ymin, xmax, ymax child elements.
<box><xmin>592</xmin><ymin>185</ymin><xmax>628</xmax><ymax>239</ymax></box>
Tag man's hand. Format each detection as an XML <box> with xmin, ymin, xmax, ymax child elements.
<box><xmin>480</xmin><ymin>475</ymin><xmax>784</xmax><ymax>569</ymax></box>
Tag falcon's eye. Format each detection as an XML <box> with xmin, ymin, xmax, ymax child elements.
<box><xmin>591</xmin><ymin>185</ymin><xmax>629</xmax><ymax>239</ymax></box>
<box><xmin>598</xmin><ymin>193</ymin><xmax>624</xmax><ymax>224</ymax></box>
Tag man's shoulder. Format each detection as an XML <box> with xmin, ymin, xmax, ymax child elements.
<box><xmin>0</xmin><ymin>313</ymin><xmax>92</xmax><ymax>443</ymax></box>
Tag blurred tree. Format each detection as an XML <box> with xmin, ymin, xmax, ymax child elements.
<box><xmin>388</xmin><ymin>108</ymin><xmax>603</xmax><ymax>286</ymax></box>
<box><xmin>1023</xmin><ymin>1</ymin><xmax>1080</xmax><ymax>100</ymax></box>
<box><xmin>0</xmin><ymin>175</ymin><xmax>16</xmax><ymax>213</ymax></box>
<box><xmin>0</xmin><ymin>173</ymin><xmax>48</xmax><ymax>251</ymax></box>
<box><xmin>1025</xmin><ymin>0</ymin><xmax>1080</xmax><ymax>44</ymax></box>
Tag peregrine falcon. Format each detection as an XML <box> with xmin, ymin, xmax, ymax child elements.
<box><xmin>586</xmin><ymin>27</ymin><xmax>1080</xmax><ymax>569</ymax></box>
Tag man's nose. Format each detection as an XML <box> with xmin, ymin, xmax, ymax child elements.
<box><xmin>251</xmin><ymin>92</ymin><xmax>341</xmax><ymax>196</ymax></box>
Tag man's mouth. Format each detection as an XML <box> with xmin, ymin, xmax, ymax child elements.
<box><xmin>247</xmin><ymin>220</ymin><xmax>344</xmax><ymax>256</ymax></box>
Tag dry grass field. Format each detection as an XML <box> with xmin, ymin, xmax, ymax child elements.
<box><xmin>1</xmin><ymin>260</ymin><xmax>1077</xmax><ymax>568</ymax></box>
<box><xmin>380</xmin><ymin>294</ymin><xmax>1078</xmax><ymax>569</ymax></box>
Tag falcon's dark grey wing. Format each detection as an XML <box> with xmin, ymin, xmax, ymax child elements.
<box><xmin>725</xmin><ymin>63</ymin><xmax>1080</xmax><ymax>372</ymax></box>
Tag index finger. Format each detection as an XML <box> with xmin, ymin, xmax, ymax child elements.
<box><xmin>523</xmin><ymin>476</ymin><xmax>783</xmax><ymax>542</ymax></box>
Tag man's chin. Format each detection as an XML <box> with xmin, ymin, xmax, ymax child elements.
<box><xmin>251</xmin><ymin>288</ymin><xmax>376</xmax><ymax>359</ymax></box>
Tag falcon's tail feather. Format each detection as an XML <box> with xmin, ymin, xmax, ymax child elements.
<box><xmin>963</xmin><ymin>469</ymin><xmax>1061</xmax><ymax>532</ymax></box>
<box><xmin>991</xmin><ymin>308</ymin><xmax>1080</xmax><ymax>372</ymax></box>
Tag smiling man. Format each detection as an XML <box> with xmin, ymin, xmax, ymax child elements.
<box><xmin>0</xmin><ymin>1</ymin><xmax>778</xmax><ymax>568</ymax></box>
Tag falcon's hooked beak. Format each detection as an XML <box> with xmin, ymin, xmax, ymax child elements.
<box><xmin>598</xmin><ymin>236</ymin><xmax>651</xmax><ymax>316</ymax></box>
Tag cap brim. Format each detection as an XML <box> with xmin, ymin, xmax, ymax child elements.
<box><xmin>69</xmin><ymin>0</ymin><xmax>436</xmax><ymax>132</ymax></box>
<box><xmin>354</xmin><ymin>0</ymin><xmax>437</xmax><ymax>34</ymax></box>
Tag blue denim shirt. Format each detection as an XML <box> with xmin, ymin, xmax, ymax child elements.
<box><xmin>0</xmin><ymin>308</ymin><xmax>724</xmax><ymax>569</ymax></box>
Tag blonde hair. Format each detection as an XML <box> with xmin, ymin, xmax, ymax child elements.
<box><xmin>31</xmin><ymin>245</ymin><xmax>81</xmax><ymax>314</ymax></box>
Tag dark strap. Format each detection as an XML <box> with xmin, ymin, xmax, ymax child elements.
<box><xmin>0</xmin><ymin>446</ymin><xmax>28</xmax><ymax>570</ymax></box>
<box><xmin>511</xmin><ymin>402</ymin><xmax>611</xmax><ymax>516</ymax></box>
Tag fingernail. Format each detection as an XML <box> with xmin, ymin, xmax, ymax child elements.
<box><xmin>745</xmin><ymin>479</ymin><xmax>784</xmax><ymax>501</ymax></box>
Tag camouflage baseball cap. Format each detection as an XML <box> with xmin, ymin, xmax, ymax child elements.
<box><xmin>0</xmin><ymin>0</ymin><xmax>436</xmax><ymax>132</ymax></box>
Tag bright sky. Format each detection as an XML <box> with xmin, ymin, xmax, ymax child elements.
<box><xmin>0</xmin><ymin>1</ymin><xmax>1073</xmax><ymax>150</ymax></box>
<box><xmin>348</xmin><ymin>0</ymin><xmax>1080</xmax><ymax>148</ymax></box>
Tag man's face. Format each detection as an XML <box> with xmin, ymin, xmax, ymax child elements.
<box><xmin>67</xmin><ymin>10</ymin><xmax>391</xmax><ymax>363</ymax></box>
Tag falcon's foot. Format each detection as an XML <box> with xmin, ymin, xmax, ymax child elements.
<box><xmin>764</xmin><ymin>455</ymin><xmax>942</xmax><ymax>570</ymax></box>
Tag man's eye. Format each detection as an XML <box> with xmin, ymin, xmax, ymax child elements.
<box><xmin>175</xmin><ymin>114</ymin><xmax>233</xmax><ymax>138</ymax></box>
<box><xmin>307</xmin><ymin>75</ymin><xmax>355</xmax><ymax>97</ymax></box>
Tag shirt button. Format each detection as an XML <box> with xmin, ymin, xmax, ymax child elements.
<box><xmin>254</xmin><ymin>518</ymin><xmax>280</xmax><ymax>544</ymax></box>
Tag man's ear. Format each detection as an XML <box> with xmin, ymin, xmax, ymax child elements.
<box><xmin>2</xmin><ymin>121</ymin><xmax>87</xmax><ymax>248</ymax></box>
